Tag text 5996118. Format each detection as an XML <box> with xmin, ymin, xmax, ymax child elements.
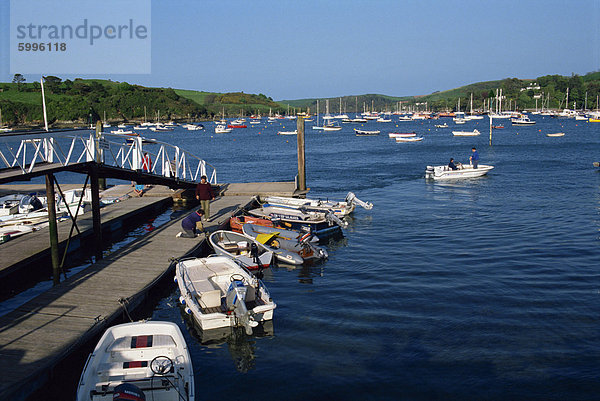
<box><xmin>18</xmin><ymin>42</ymin><xmax>67</xmax><ymax>51</ymax></box>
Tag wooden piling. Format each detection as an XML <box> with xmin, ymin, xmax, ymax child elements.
<box><xmin>45</xmin><ymin>174</ymin><xmax>60</xmax><ymax>285</ymax></box>
<box><xmin>90</xmin><ymin>165</ymin><xmax>103</xmax><ymax>261</ymax></box>
<box><xmin>297</xmin><ymin>116</ymin><xmax>306</xmax><ymax>191</ymax></box>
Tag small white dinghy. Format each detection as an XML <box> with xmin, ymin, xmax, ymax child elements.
<box><xmin>388</xmin><ymin>132</ymin><xmax>416</xmax><ymax>138</ymax></box>
<box><xmin>209</xmin><ymin>230</ymin><xmax>274</xmax><ymax>269</ymax></box>
<box><xmin>175</xmin><ymin>256</ymin><xmax>276</xmax><ymax>334</ymax></box>
<box><xmin>425</xmin><ymin>163</ymin><xmax>494</xmax><ymax>180</ymax></box>
<box><xmin>395</xmin><ymin>136</ymin><xmax>423</xmax><ymax>142</ymax></box>
<box><xmin>546</xmin><ymin>132</ymin><xmax>565</xmax><ymax>137</ymax></box>
<box><xmin>452</xmin><ymin>129</ymin><xmax>480</xmax><ymax>136</ymax></box>
<box><xmin>76</xmin><ymin>320</ymin><xmax>194</xmax><ymax>401</ymax></box>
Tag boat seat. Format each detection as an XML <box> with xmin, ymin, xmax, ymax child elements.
<box><xmin>96</xmin><ymin>361</ymin><xmax>152</xmax><ymax>381</ymax></box>
<box><xmin>108</xmin><ymin>334</ymin><xmax>176</xmax><ymax>351</ymax></box>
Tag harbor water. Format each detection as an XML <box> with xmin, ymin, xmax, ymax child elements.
<box><xmin>146</xmin><ymin>116</ymin><xmax>599</xmax><ymax>400</ymax></box>
<box><xmin>10</xmin><ymin>116</ymin><xmax>599</xmax><ymax>400</ymax></box>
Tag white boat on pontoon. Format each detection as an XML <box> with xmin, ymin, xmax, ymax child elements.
<box><xmin>425</xmin><ymin>163</ymin><xmax>494</xmax><ymax>180</ymax></box>
<box><xmin>175</xmin><ymin>255</ymin><xmax>276</xmax><ymax>334</ymax></box>
<box><xmin>261</xmin><ymin>192</ymin><xmax>372</xmax><ymax>217</ymax></box>
<box><xmin>396</xmin><ymin>136</ymin><xmax>423</xmax><ymax>142</ymax></box>
<box><xmin>209</xmin><ymin>230</ymin><xmax>274</xmax><ymax>269</ymax></box>
<box><xmin>76</xmin><ymin>320</ymin><xmax>194</xmax><ymax>401</ymax></box>
<box><xmin>452</xmin><ymin>129</ymin><xmax>480</xmax><ymax>136</ymax></box>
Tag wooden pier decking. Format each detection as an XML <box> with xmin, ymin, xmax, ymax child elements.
<box><xmin>0</xmin><ymin>181</ymin><xmax>297</xmax><ymax>401</ymax></box>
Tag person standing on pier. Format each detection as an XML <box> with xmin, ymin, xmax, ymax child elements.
<box><xmin>470</xmin><ymin>147</ymin><xmax>479</xmax><ymax>169</ymax></box>
<box><xmin>177</xmin><ymin>209</ymin><xmax>205</xmax><ymax>238</ymax></box>
<box><xmin>195</xmin><ymin>175</ymin><xmax>215</xmax><ymax>221</ymax></box>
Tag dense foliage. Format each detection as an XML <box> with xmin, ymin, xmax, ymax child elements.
<box><xmin>0</xmin><ymin>78</ymin><xmax>208</xmax><ymax>126</ymax></box>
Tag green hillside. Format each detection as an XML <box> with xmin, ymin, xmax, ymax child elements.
<box><xmin>175</xmin><ymin>89</ymin><xmax>286</xmax><ymax>116</ymax></box>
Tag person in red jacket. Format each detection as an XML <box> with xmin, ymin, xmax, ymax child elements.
<box><xmin>195</xmin><ymin>175</ymin><xmax>215</xmax><ymax>221</ymax></box>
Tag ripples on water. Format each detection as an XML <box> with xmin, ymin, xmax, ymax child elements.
<box><xmin>27</xmin><ymin>117</ymin><xmax>597</xmax><ymax>399</ymax></box>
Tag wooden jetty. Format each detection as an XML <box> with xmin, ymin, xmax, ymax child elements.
<box><xmin>0</xmin><ymin>181</ymin><xmax>297</xmax><ymax>401</ymax></box>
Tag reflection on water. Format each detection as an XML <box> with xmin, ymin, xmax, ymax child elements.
<box><xmin>182</xmin><ymin>306</ymin><xmax>274</xmax><ymax>373</ymax></box>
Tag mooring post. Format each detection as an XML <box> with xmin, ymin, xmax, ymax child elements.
<box><xmin>45</xmin><ymin>174</ymin><xmax>60</xmax><ymax>285</ymax></box>
<box><xmin>296</xmin><ymin>115</ymin><xmax>306</xmax><ymax>191</ymax></box>
<box><xmin>96</xmin><ymin>120</ymin><xmax>106</xmax><ymax>190</ymax></box>
<box><xmin>489</xmin><ymin>114</ymin><xmax>493</xmax><ymax>146</ymax></box>
<box><xmin>90</xmin><ymin>165</ymin><xmax>103</xmax><ymax>261</ymax></box>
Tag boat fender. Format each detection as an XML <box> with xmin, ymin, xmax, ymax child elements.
<box><xmin>173</xmin><ymin>276</ymin><xmax>178</xmax><ymax>283</ymax></box>
<box><xmin>179</xmin><ymin>296</ymin><xmax>186</xmax><ymax>305</ymax></box>
<box><xmin>185</xmin><ymin>307</ymin><xmax>192</xmax><ymax>315</ymax></box>
<box><xmin>113</xmin><ymin>383</ymin><xmax>146</xmax><ymax>401</ymax></box>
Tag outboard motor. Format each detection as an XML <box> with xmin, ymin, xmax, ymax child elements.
<box><xmin>18</xmin><ymin>193</ymin><xmax>43</xmax><ymax>214</ymax></box>
<box><xmin>113</xmin><ymin>383</ymin><xmax>146</xmax><ymax>401</ymax></box>
<box><xmin>345</xmin><ymin>192</ymin><xmax>373</xmax><ymax>210</ymax></box>
<box><xmin>226</xmin><ymin>278</ymin><xmax>258</xmax><ymax>335</ymax></box>
<box><xmin>325</xmin><ymin>211</ymin><xmax>348</xmax><ymax>228</ymax></box>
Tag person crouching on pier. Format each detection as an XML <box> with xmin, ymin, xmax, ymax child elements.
<box><xmin>195</xmin><ymin>175</ymin><xmax>215</xmax><ymax>221</ymax></box>
<box><xmin>176</xmin><ymin>209</ymin><xmax>205</xmax><ymax>238</ymax></box>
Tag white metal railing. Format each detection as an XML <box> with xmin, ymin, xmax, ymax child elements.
<box><xmin>0</xmin><ymin>131</ymin><xmax>217</xmax><ymax>184</ymax></box>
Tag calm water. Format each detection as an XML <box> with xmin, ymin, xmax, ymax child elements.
<box><xmin>25</xmin><ymin>116</ymin><xmax>600</xmax><ymax>400</ymax></box>
<box><xmin>139</xmin><ymin>116</ymin><xmax>600</xmax><ymax>400</ymax></box>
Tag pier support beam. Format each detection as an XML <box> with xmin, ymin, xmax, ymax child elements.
<box><xmin>96</xmin><ymin>121</ymin><xmax>106</xmax><ymax>190</ymax></box>
<box><xmin>90</xmin><ymin>164</ymin><xmax>103</xmax><ymax>261</ymax></box>
<box><xmin>296</xmin><ymin>116</ymin><xmax>306</xmax><ymax>191</ymax></box>
<box><xmin>45</xmin><ymin>174</ymin><xmax>60</xmax><ymax>285</ymax></box>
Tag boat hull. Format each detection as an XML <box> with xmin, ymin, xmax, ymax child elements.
<box><xmin>425</xmin><ymin>164</ymin><xmax>494</xmax><ymax>180</ymax></box>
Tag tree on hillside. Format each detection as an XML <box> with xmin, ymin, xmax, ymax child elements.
<box><xmin>43</xmin><ymin>76</ymin><xmax>62</xmax><ymax>93</ymax></box>
<box><xmin>12</xmin><ymin>73</ymin><xmax>25</xmax><ymax>91</ymax></box>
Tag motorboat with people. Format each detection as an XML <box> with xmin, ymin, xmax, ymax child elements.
<box><xmin>208</xmin><ymin>230</ymin><xmax>273</xmax><ymax>269</ymax></box>
<box><xmin>260</xmin><ymin>192</ymin><xmax>373</xmax><ymax>217</ymax></box>
<box><xmin>76</xmin><ymin>320</ymin><xmax>194</xmax><ymax>401</ymax></box>
<box><xmin>425</xmin><ymin>163</ymin><xmax>494</xmax><ymax>180</ymax></box>
<box><xmin>175</xmin><ymin>255</ymin><xmax>276</xmax><ymax>335</ymax></box>
<box><xmin>247</xmin><ymin>205</ymin><xmax>345</xmax><ymax>239</ymax></box>
<box><xmin>242</xmin><ymin>222</ymin><xmax>328</xmax><ymax>264</ymax></box>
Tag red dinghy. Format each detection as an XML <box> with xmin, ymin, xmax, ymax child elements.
<box><xmin>227</xmin><ymin>124</ymin><xmax>247</xmax><ymax>128</ymax></box>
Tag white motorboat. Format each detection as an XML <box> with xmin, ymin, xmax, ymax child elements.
<box><xmin>247</xmin><ymin>205</ymin><xmax>345</xmax><ymax>238</ymax></box>
<box><xmin>175</xmin><ymin>255</ymin><xmax>276</xmax><ymax>334</ymax></box>
<box><xmin>355</xmin><ymin>129</ymin><xmax>380</xmax><ymax>136</ymax></box>
<box><xmin>511</xmin><ymin>115</ymin><xmax>536</xmax><ymax>125</ymax></box>
<box><xmin>111</xmin><ymin>129</ymin><xmax>133</xmax><ymax>134</ymax></box>
<box><xmin>396</xmin><ymin>136</ymin><xmax>423</xmax><ymax>142</ymax></box>
<box><xmin>452</xmin><ymin>129</ymin><xmax>480</xmax><ymax>136</ymax></box>
<box><xmin>209</xmin><ymin>230</ymin><xmax>273</xmax><ymax>269</ymax></box>
<box><xmin>388</xmin><ymin>132</ymin><xmax>416</xmax><ymax>138</ymax></box>
<box><xmin>215</xmin><ymin>124</ymin><xmax>232</xmax><ymax>134</ymax></box>
<box><xmin>277</xmin><ymin>130</ymin><xmax>297</xmax><ymax>135</ymax></box>
<box><xmin>76</xmin><ymin>320</ymin><xmax>194</xmax><ymax>401</ymax></box>
<box><xmin>435</xmin><ymin>123</ymin><xmax>448</xmax><ymax>128</ymax></box>
<box><xmin>546</xmin><ymin>132</ymin><xmax>565</xmax><ymax>137</ymax></box>
<box><xmin>425</xmin><ymin>164</ymin><xmax>494</xmax><ymax>180</ymax></box>
<box><xmin>0</xmin><ymin>224</ymin><xmax>36</xmax><ymax>243</ymax></box>
<box><xmin>322</xmin><ymin>123</ymin><xmax>342</xmax><ymax>131</ymax></box>
<box><xmin>261</xmin><ymin>191</ymin><xmax>372</xmax><ymax>217</ymax></box>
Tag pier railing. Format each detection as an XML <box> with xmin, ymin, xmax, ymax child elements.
<box><xmin>0</xmin><ymin>131</ymin><xmax>217</xmax><ymax>184</ymax></box>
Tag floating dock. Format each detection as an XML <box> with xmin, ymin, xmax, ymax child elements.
<box><xmin>0</xmin><ymin>181</ymin><xmax>297</xmax><ymax>401</ymax></box>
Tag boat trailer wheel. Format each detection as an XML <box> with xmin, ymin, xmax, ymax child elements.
<box><xmin>150</xmin><ymin>355</ymin><xmax>173</xmax><ymax>375</ymax></box>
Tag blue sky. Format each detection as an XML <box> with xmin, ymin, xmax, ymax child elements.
<box><xmin>2</xmin><ymin>0</ymin><xmax>599</xmax><ymax>100</ymax></box>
